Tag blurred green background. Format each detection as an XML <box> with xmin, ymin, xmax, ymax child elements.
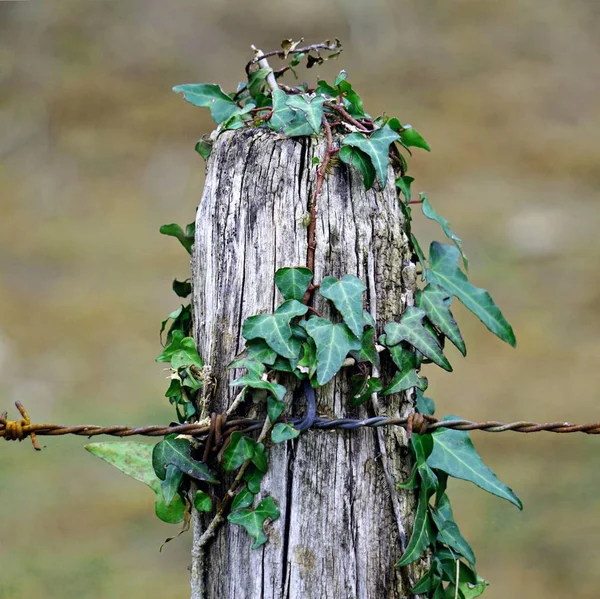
<box><xmin>1</xmin><ymin>1</ymin><xmax>599</xmax><ymax>597</ymax></box>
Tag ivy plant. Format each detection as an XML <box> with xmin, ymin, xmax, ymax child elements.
<box><xmin>86</xmin><ymin>38</ymin><xmax>519</xmax><ymax>597</ymax></box>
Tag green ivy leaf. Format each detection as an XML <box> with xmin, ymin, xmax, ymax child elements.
<box><xmin>411</xmin><ymin>567</ymin><xmax>442</xmax><ymax>595</ymax></box>
<box><xmin>252</xmin><ymin>443</ymin><xmax>269</xmax><ymax>473</ymax></box>
<box><xmin>380</xmin><ymin>342</ymin><xmax>428</xmax><ymax>395</ymax></box>
<box><xmin>272</xmin><ymin>422</ymin><xmax>301</xmax><ymax>443</ymax></box>
<box><xmin>159</xmin><ymin>222</ymin><xmax>195</xmax><ymax>254</ymax></box>
<box><xmin>342</xmin><ymin>126</ymin><xmax>400</xmax><ymax>187</ymax></box>
<box><xmin>286</xmin><ymin>95</ymin><xmax>325</xmax><ymax>134</ymax></box>
<box><xmin>384</xmin><ymin>307</ymin><xmax>452</xmax><ymax>371</ymax></box>
<box><xmin>227</xmin><ymin>496</ymin><xmax>280</xmax><ymax>549</ymax></box>
<box><xmin>243</xmin><ymin>464</ymin><xmax>265</xmax><ymax>494</ymax></box>
<box><xmin>319</xmin><ymin>275</ymin><xmax>366</xmax><ymax>338</ymax></box>
<box><xmin>396</xmin><ymin>484</ymin><xmax>434</xmax><ymax>567</ymax></box>
<box><xmin>156</xmin><ymin>330</ymin><xmax>203</xmax><ymax>369</ymax></box>
<box><xmin>399</xmin><ymin>125</ymin><xmax>431</xmax><ymax>151</ymax></box>
<box><xmin>152</xmin><ymin>437</ymin><xmax>218</xmax><ymax>484</ymax></box>
<box><xmin>304</xmin><ymin>317</ymin><xmax>362</xmax><ymax>385</ymax></box>
<box><xmin>159</xmin><ymin>304</ymin><xmax>192</xmax><ymax>346</ymax></box>
<box><xmin>416</xmin><ymin>389</ymin><xmax>436</xmax><ymax>415</ymax></box>
<box><xmin>268</xmin><ymin>89</ymin><xmax>296</xmax><ymax>132</ymax></box>
<box><xmin>275</xmin><ymin>267</ymin><xmax>313</xmax><ymax>301</ymax></box>
<box><xmin>421</xmin><ymin>194</ymin><xmax>468</xmax><ymax>270</ymax></box>
<box><xmin>428</xmin><ymin>420</ymin><xmax>522</xmax><ymax>509</ymax></box>
<box><xmin>349</xmin><ymin>328</ymin><xmax>380</xmax><ymax>367</ymax></box>
<box><xmin>85</xmin><ymin>442</ymin><xmax>186</xmax><ymax>524</ymax></box>
<box><xmin>334</xmin><ymin>70</ymin><xmax>348</xmax><ymax>86</ymax></box>
<box><xmin>430</xmin><ymin>493</ymin><xmax>476</xmax><ymax>567</ymax></box>
<box><xmin>242</xmin><ymin>300</ymin><xmax>308</xmax><ymax>359</ymax></box>
<box><xmin>221</xmin><ymin>433</ymin><xmax>257</xmax><ymax>472</ymax></box>
<box><xmin>232</xmin><ymin>487</ymin><xmax>254</xmax><ymax>511</ymax></box>
<box><xmin>161</xmin><ymin>464</ymin><xmax>183</xmax><ymax>505</ymax></box>
<box><xmin>230</xmin><ymin>372</ymin><xmax>287</xmax><ymax>402</ymax></box>
<box><xmin>338</xmin><ymin>80</ymin><xmax>365</xmax><ymax>117</ymax></box>
<box><xmin>245</xmin><ymin>339</ymin><xmax>278</xmax><ymax>366</ymax></box>
<box><xmin>426</xmin><ymin>242</ymin><xmax>516</xmax><ymax>347</ymax></box>
<box><xmin>350</xmin><ymin>375</ymin><xmax>383</xmax><ymax>406</ymax></box>
<box><xmin>173</xmin><ymin>83</ymin><xmax>240</xmax><ymax>124</ymax></box>
<box><xmin>296</xmin><ymin>338</ymin><xmax>318</xmax><ymax>379</ymax></box>
<box><xmin>195</xmin><ymin>137</ymin><xmax>213</xmax><ymax>160</ymax></box>
<box><xmin>416</xmin><ymin>285</ymin><xmax>466</xmax><ymax>356</ymax></box>
<box><xmin>267</xmin><ymin>396</ymin><xmax>286</xmax><ymax>423</ymax></box>
<box><xmin>172</xmin><ymin>279</ymin><xmax>192</xmax><ymax>298</ymax></box>
<box><xmin>247</xmin><ymin>68</ymin><xmax>272</xmax><ymax>105</ymax></box>
<box><xmin>339</xmin><ymin>145</ymin><xmax>376</xmax><ymax>190</ymax></box>
<box><xmin>395</xmin><ymin>175</ymin><xmax>415</xmax><ymax>202</ymax></box>
<box><xmin>194</xmin><ymin>490</ymin><xmax>213</xmax><ymax>513</ymax></box>
<box><xmin>410</xmin><ymin>233</ymin><xmax>428</xmax><ymax>278</ymax></box>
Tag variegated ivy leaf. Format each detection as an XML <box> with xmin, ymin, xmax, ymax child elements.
<box><xmin>421</xmin><ymin>194</ymin><xmax>468</xmax><ymax>270</ymax></box>
<box><xmin>319</xmin><ymin>275</ymin><xmax>366</xmax><ymax>338</ymax></box>
<box><xmin>341</xmin><ymin>125</ymin><xmax>400</xmax><ymax>187</ymax></box>
<box><xmin>426</xmin><ymin>242</ymin><xmax>516</xmax><ymax>347</ymax></box>
<box><xmin>416</xmin><ymin>284</ymin><xmax>466</xmax><ymax>356</ymax></box>
<box><xmin>303</xmin><ymin>317</ymin><xmax>362</xmax><ymax>386</ymax></box>
<box><xmin>384</xmin><ymin>307</ymin><xmax>452</xmax><ymax>371</ymax></box>
<box><xmin>275</xmin><ymin>266</ymin><xmax>313</xmax><ymax>301</ymax></box>
<box><xmin>242</xmin><ymin>300</ymin><xmax>308</xmax><ymax>359</ymax></box>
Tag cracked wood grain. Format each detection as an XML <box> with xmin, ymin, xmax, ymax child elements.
<box><xmin>191</xmin><ymin>128</ymin><xmax>425</xmax><ymax>599</ymax></box>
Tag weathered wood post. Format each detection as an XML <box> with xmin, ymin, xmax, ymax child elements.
<box><xmin>190</xmin><ymin>127</ymin><xmax>422</xmax><ymax>598</ymax></box>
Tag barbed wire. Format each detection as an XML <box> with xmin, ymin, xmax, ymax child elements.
<box><xmin>2</xmin><ymin>400</ymin><xmax>600</xmax><ymax>451</ymax></box>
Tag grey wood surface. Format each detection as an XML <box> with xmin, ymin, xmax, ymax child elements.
<box><xmin>191</xmin><ymin>128</ymin><xmax>424</xmax><ymax>598</ymax></box>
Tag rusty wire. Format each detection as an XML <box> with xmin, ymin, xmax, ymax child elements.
<box><xmin>2</xmin><ymin>399</ymin><xmax>600</xmax><ymax>452</ymax></box>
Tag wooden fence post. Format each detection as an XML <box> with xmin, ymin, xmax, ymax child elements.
<box><xmin>190</xmin><ymin>127</ymin><xmax>423</xmax><ymax>598</ymax></box>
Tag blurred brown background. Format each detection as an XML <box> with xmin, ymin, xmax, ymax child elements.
<box><xmin>1</xmin><ymin>1</ymin><xmax>599</xmax><ymax>597</ymax></box>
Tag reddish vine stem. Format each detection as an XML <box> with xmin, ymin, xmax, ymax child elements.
<box><xmin>324</xmin><ymin>102</ymin><xmax>370</xmax><ymax>132</ymax></box>
<box><xmin>304</xmin><ymin>116</ymin><xmax>336</xmax><ymax>302</ymax></box>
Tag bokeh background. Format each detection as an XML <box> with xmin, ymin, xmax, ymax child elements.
<box><xmin>1</xmin><ymin>1</ymin><xmax>599</xmax><ymax>597</ymax></box>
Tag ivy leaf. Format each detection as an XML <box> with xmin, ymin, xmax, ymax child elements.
<box><xmin>269</xmin><ymin>89</ymin><xmax>296</xmax><ymax>132</ymax></box>
<box><xmin>350</xmin><ymin>375</ymin><xmax>383</xmax><ymax>406</ymax></box>
<box><xmin>296</xmin><ymin>338</ymin><xmax>318</xmax><ymax>379</ymax></box>
<box><xmin>173</xmin><ymin>83</ymin><xmax>240</xmax><ymax>124</ymax></box>
<box><xmin>152</xmin><ymin>437</ymin><xmax>218</xmax><ymax>484</ymax></box>
<box><xmin>85</xmin><ymin>442</ymin><xmax>186</xmax><ymax>524</ymax></box>
<box><xmin>172</xmin><ymin>279</ymin><xmax>192</xmax><ymax>298</ymax></box>
<box><xmin>245</xmin><ymin>339</ymin><xmax>278</xmax><ymax>366</ymax></box>
<box><xmin>232</xmin><ymin>487</ymin><xmax>254</xmax><ymax>511</ymax></box>
<box><xmin>430</xmin><ymin>493</ymin><xmax>476</xmax><ymax>567</ymax></box>
<box><xmin>319</xmin><ymin>275</ymin><xmax>366</xmax><ymax>338</ymax></box>
<box><xmin>304</xmin><ymin>317</ymin><xmax>362</xmax><ymax>385</ymax></box>
<box><xmin>242</xmin><ymin>300</ymin><xmax>308</xmax><ymax>359</ymax></box>
<box><xmin>267</xmin><ymin>396</ymin><xmax>286</xmax><ymax>423</ymax></box>
<box><xmin>252</xmin><ymin>443</ymin><xmax>269</xmax><ymax>473</ymax></box>
<box><xmin>426</xmin><ymin>242</ymin><xmax>516</xmax><ymax>347</ymax></box>
<box><xmin>416</xmin><ymin>389</ymin><xmax>436</xmax><ymax>415</ymax></box>
<box><xmin>334</xmin><ymin>70</ymin><xmax>348</xmax><ymax>86</ymax></box>
<box><xmin>156</xmin><ymin>330</ymin><xmax>203</xmax><ymax>369</ymax></box>
<box><xmin>227</xmin><ymin>496</ymin><xmax>280</xmax><ymax>549</ymax></box>
<box><xmin>339</xmin><ymin>146</ymin><xmax>375</xmax><ymax>190</ymax></box>
<box><xmin>421</xmin><ymin>194</ymin><xmax>468</xmax><ymax>270</ymax></box>
<box><xmin>349</xmin><ymin>328</ymin><xmax>380</xmax><ymax>367</ymax></box>
<box><xmin>161</xmin><ymin>464</ymin><xmax>183</xmax><ymax>506</ymax></box>
<box><xmin>194</xmin><ymin>490</ymin><xmax>213</xmax><ymax>513</ymax></box>
<box><xmin>338</xmin><ymin>80</ymin><xmax>365</xmax><ymax>117</ymax></box>
<box><xmin>428</xmin><ymin>420</ymin><xmax>522</xmax><ymax>509</ymax></box>
<box><xmin>411</xmin><ymin>567</ymin><xmax>442</xmax><ymax>595</ymax></box>
<box><xmin>396</xmin><ymin>484</ymin><xmax>434</xmax><ymax>567</ymax></box>
<box><xmin>282</xmin><ymin>112</ymin><xmax>314</xmax><ymax>137</ymax></box>
<box><xmin>286</xmin><ymin>95</ymin><xmax>325</xmax><ymax>134</ymax></box>
<box><xmin>272</xmin><ymin>422</ymin><xmax>300</xmax><ymax>443</ymax></box>
<box><xmin>380</xmin><ymin>342</ymin><xmax>428</xmax><ymax>395</ymax></box>
<box><xmin>384</xmin><ymin>307</ymin><xmax>452</xmax><ymax>371</ymax></box>
<box><xmin>411</xmin><ymin>233</ymin><xmax>428</xmax><ymax>278</ymax></box>
<box><xmin>195</xmin><ymin>137</ymin><xmax>213</xmax><ymax>161</ymax></box>
<box><xmin>243</xmin><ymin>464</ymin><xmax>265</xmax><ymax>494</ymax></box>
<box><xmin>230</xmin><ymin>372</ymin><xmax>287</xmax><ymax>402</ymax></box>
<box><xmin>275</xmin><ymin>267</ymin><xmax>313</xmax><ymax>301</ymax></box>
<box><xmin>247</xmin><ymin>68</ymin><xmax>272</xmax><ymax>104</ymax></box>
<box><xmin>159</xmin><ymin>304</ymin><xmax>192</xmax><ymax>346</ymax></box>
<box><xmin>399</xmin><ymin>124</ymin><xmax>431</xmax><ymax>151</ymax></box>
<box><xmin>222</xmin><ymin>433</ymin><xmax>257</xmax><ymax>472</ymax></box>
<box><xmin>342</xmin><ymin>126</ymin><xmax>400</xmax><ymax>187</ymax></box>
<box><xmin>395</xmin><ymin>175</ymin><xmax>415</xmax><ymax>203</ymax></box>
<box><xmin>416</xmin><ymin>285</ymin><xmax>466</xmax><ymax>356</ymax></box>
<box><xmin>159</xmin><ymin>222</ymin><xmax>195</xmax><ymax>254</ymax></box>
